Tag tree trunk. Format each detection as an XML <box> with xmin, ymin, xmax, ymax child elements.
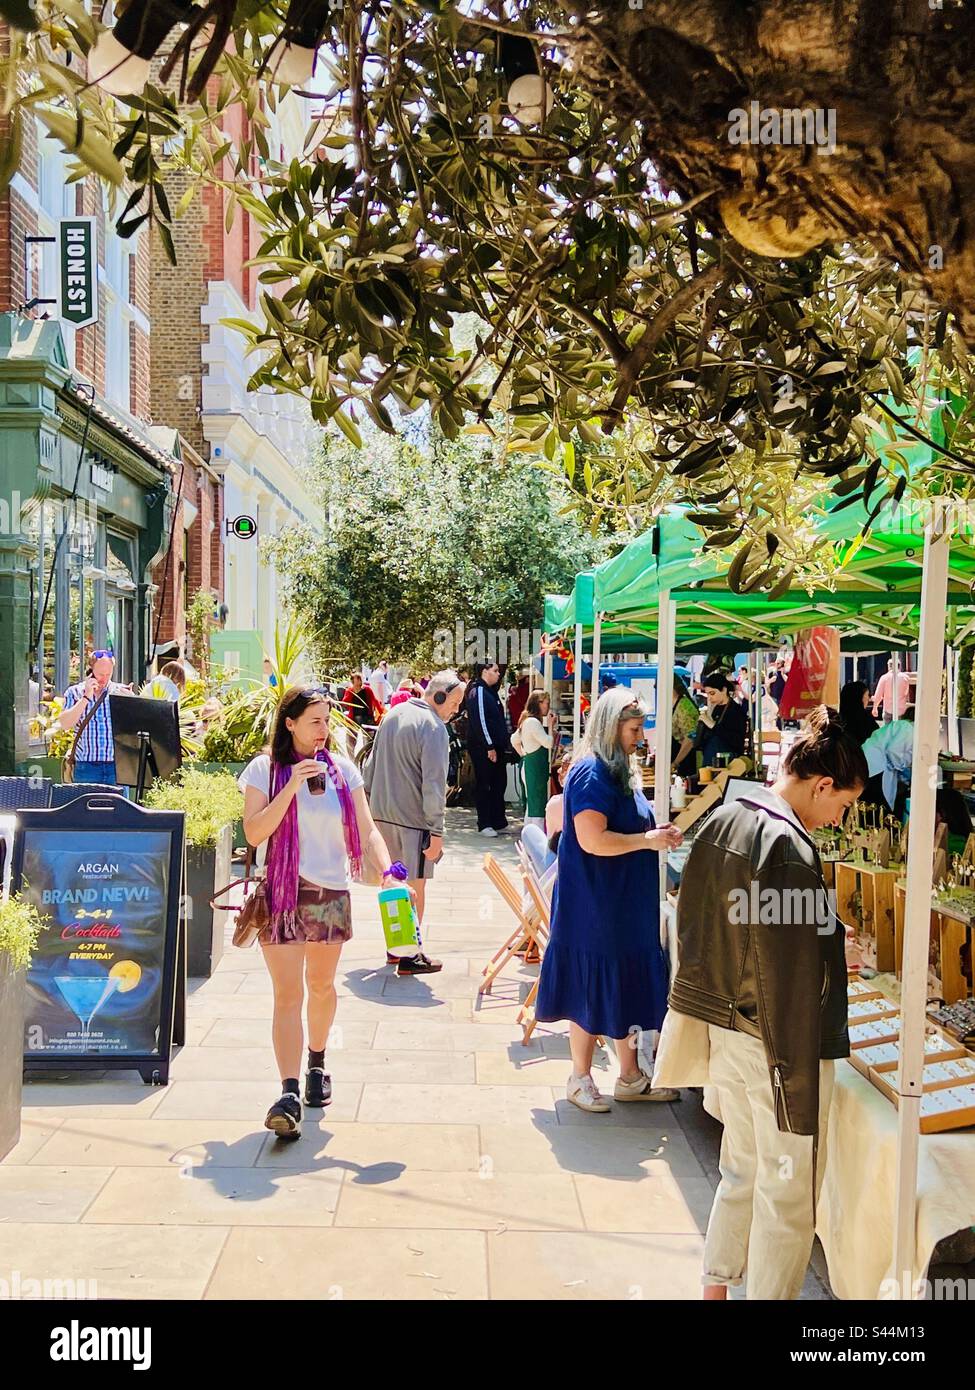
<box><xmin>554</xmin><ymin>0</ymin><xmax>975</xmax><ymax>336</ymax></box>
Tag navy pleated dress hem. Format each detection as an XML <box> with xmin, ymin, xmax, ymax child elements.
<box><xmin>535</xmin><ymin>754</ymin><xmax>669</xmax><ymax>1039</ymax></box>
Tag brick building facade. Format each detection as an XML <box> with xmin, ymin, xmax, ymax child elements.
<box><xmin>147</xmin><ymin>88</ymin><xmax>321</xmax><ymax>677</ymax></box>
<box><xmin>0</xmin><ymin>37</ymin><xmax>182</xmax><ymax>769</ymax></box>
<box><xmin>0</xmin><ymin>96</ymin><xmax>152</xmax><ymax>421</ymax></box>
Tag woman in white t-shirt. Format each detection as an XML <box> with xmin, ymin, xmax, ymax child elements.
<box><xmin>239</xmin><ymin>687</ymin><xmax>401</xmax><ymax>1140</ymax></box>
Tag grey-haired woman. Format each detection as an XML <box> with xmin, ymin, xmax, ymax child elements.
<box><xmin>535</xmin><ymin>687</ymin><xmax>683</xmax><ymax>1113</ymax></box>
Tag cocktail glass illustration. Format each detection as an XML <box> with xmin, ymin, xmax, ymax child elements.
<box><xmin>54</xmin><ymin>975</ymin><xmax>122</xmax><ymax>1045</ymax></box>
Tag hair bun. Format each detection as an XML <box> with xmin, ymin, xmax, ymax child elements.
<box><xmin>804</xmin><ymin>704</ymin><xmax>843</xmax><ymax>735</ymax></box>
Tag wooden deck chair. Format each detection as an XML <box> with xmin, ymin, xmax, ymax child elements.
<box><xmin>479</xmin><ymin>854</ymin><xmax>546</xmax><ymax>994</ymax></box>
<box><xmin>517</xmin><ymin>871</ymin><xmax>553</xmax><ymax>1043</ymax></box>
<box><xmin>514</xmin><ymin>843</ymin><xmax>553</xmax><ymax>954</ymax></box>
<box><xmin>515</xmin><ymin>841</ymin><xmax>552</xmax><ymax>904</ymax></box>
<box><xmin>517</xmin><ymin>870</ymin><xmax>603</xmax><ymax>1049</ymax></box>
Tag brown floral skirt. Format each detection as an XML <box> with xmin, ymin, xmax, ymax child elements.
<box><xmin>262</xmin><ymin>877</ymin><xmax>353</xmax><ymax>946</ymax></box>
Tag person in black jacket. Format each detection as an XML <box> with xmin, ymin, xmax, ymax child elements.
<box><xmin>464</xmin><ymin>661</ymin><xmax>511</xmax><ymax>835</ymax></box>
<box><xmin>672</xmin><ymin>666</ymin><xmax>749</xmax><ymax>777</ymax></box>
<box><xmin>654</xmin><ymin>707</ymin><xmax>868</xmax><ymax>1300</ymax></box>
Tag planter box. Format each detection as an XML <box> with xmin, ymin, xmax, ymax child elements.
<box><xmin>186</xmin><ymin>762</ymin><xmax>247</xmax><ymax>850</ymax></box>
<box><xmin>184</xmin><ymin>824</ymin><xmax>233</xmax><ymax>978</ymax></box>
<box><xmin>16</xmin><ymin>756</ymin><xmax>64</xmax><ymax>782</ymax></box>
<box><xmin>0</xmin><ymin>953</ymin><xmax>24</xmax><ymax>1160</ymax></box>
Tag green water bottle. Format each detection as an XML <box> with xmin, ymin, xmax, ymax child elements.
<box><xmin>378</xmin><ymin>865</ymin><xmax>419</xmax><ymax>953</ymax></box>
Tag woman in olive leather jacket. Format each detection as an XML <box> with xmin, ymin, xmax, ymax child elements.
<box><xmin>656</xmin><ymin>706</ymin><xmax>868</xmax><ymax>1300</ymax></box>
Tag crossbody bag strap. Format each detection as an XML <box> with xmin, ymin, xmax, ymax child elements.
<box><xmin>67</xmin><ymin>685</ymin><xmax>110</xmax><ymax>762</ymax></box>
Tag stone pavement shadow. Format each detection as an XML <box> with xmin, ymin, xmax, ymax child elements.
<box><xmin>341</xmin><ymin>965</ymin><xmax>445</xmax><ymax>1009</ymax></box>
<box><xmin>181</xmin><ymin>1133</ymin><xmax>406</xmax><ymax>1198</ymax></box>
<box><xmin>528</xmin><ymin>1109</ymin><xmax>668</xmax><ymax>1181</ymax></box>
<box><xmin>22</xmin><ymin>1071</ymin><xmax>161</xmax><ymax>1107</ymax></box>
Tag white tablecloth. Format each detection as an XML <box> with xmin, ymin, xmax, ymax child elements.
<box><xmin>817</xmin><ymin>1059</ymin><xmax>975</xmax><ymax>1299</ymax></box>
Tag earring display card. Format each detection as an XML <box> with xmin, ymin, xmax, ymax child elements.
<box><xmin>849</xmin><ymin>1014</ymin><xmax>902</xmax><ymax>1048</ymax></box>
<box><xmin>847</xmin><ymin>998</ymin><xmax>900</xmax><ymax>1025</ymax></box>
<box><xmin>919</xmin><ymin>1057</ymin><xmax>975</xmax><ymax>1091</ymax></box>
<box><xmin>848</xmin><ymin>1030</ymin><xmax>968</xmax><ymax>1078</ymax></box>
<box><xmin>918</xmin><ymin>1084</ymin><xmax>975</xmax><ymax>1133</ymax></box>
<box><xmin>847</xmin><ymin>978</ymin><xmax>884</xmax><ymax>1002</ymax></box>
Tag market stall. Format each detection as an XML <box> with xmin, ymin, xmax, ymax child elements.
<box><xmin>543</xmin><ymin>488</ymin><xmax>975</xmax><ymax>1297</ymax></box>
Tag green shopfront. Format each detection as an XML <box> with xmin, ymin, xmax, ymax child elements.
<box><xmin>0</xmin><ymin>314</ymin><xmax>175</xmax><ymax>773</ymax></box>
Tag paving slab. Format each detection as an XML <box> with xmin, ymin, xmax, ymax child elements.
<box><xmin>487</xmin><ymin>1231</ymin><xmax>705</xmax><ymax>1300</ymax></box>
<box><xmin>27</xmin><ymin>1119</ymin><xmax>267</xmax><ymax>1168</ymax></box>
<box><xmin>152</xmin><ymin>1080</ymin><xmax>363</xmax><ymax>1122</ymax></box>
<box><xmin>0</xmin><ymin>806</ymin><xmax>832</xmax><ymax>1298</ymax></box>
<box><xmin>0</xmin><ymin>1223</ymin><xmax>228</xmax><ymax>1299</ymax></box>
<box><xmin>334</xmin><ymin>1169</ymin><xmax>583</xmax><ymax>1231</ymax></box>
<box><xmin>205</xmin><ymin>1227</ymin><xmax>488</xmax><ymax>1300</ymax></box>
<box><xmin>83</xmin><ymin>1165</ymin><xmax>344</xmax><ymax>1226</ymax></box>
<box><xmin>0</xmin><ymin>1164</ymin><xmax>114</xmax><ymax>1222</ymax></box>
<box><xmin>357</xmin><ymin>1082</ymin><xmax>559</xmax><ymax>1127</ymax></box>
<box><xmin>200</xmin><ymin>1017</ymin><xmax>377</xmax><ymax>1050</ymax></box>
<box><xmin>254</xmin><ymin>1121</ymin><xmax>479</xmax><ymax>1174</ymax></box>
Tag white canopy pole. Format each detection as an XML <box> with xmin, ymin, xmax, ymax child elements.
<box><xmin>543</xmin><ymin>640</ymin><xmax>554</xmax><ymax>699</ymax></box>
<box><xmin>947</xmin><ymin>646</ymin><xmax>960</xmax><ymax>756</ymax></box>
<box><xmin>892</xmin><ymin>522</ymin><xmax>949</xmax><ymax>1297</ymax></box>
<box><xmin>572</xmin><ymin>622</ymin><xmax>583</xmax><ymax>746</ymax></box>
<box><xmin>752</xmin><ymin>649</ymin><xmax>763</xmax><ymax>774</ymax></box>
<box><xmin>591</xmin><ymin>611</ymin><xmax>602</xmax><ymax>710</ymax></box>
<box><xmin>654</xmin><ymin>591</ymin><xmax>675</xmax><ymax>904</ymax></box>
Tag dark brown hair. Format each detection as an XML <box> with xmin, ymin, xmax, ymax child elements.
<box><xmin>782</xmin><ymin>705</ymin><xmax>869</xmax><ymax>790</ymax></box>
<box><xmin>518</xmin><ymin>689</ymin><xmax>550</xmax><ymax>727</ymax></box>
<box><xmin>269</xmin><ymin>687</ymin><xmax>331</xmax><ymax>765</ymax></box>
<box><xmin>159</xmin><ymin>660</ymin><xmax>186</xmax><ymax>692</ymax></box>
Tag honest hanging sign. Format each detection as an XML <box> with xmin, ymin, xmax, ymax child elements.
<box><xmin>58</xmin><ymin>217</ymin><xmax>98</xmax><ymax>328</ymax></box>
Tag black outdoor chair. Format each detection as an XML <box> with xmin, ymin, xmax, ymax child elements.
<box><xmin>48</xmin><ymin>782</ymin><xmax>124</xmax><ymax>806</ymax></box>
<box><xmin>0</xmin><ymin>775</ymin><xmax>52</xmax><ymax>811</ymax></box>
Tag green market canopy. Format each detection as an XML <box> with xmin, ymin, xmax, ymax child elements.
<box><xmin>545</xmin><ymin>496</ymin><xmax>975</xmax><ymax>655</ymax></box>
<box><xmin>544</xmin><ymin>382</ymin><xmax>975</xmax><ymax>653</ymax></box>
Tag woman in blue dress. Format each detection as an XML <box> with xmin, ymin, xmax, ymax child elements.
<box><xmin>536</xmin><ymin>686</ymin><xmax>684</xmax><ymax>1112</ymax></box>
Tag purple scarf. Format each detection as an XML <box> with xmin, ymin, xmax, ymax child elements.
<box><xmin>265</xmin><ymin>748</ymin><xmax>363</xmax><ymax>941</ymax></box>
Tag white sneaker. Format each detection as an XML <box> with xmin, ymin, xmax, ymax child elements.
<box><xmin>480</xmin><ymin>827</ymin><xmax>499</xmax><ymax>837</ymax></box>
<box><xmin>614</xmin><ymin>1072</ymin><xmax>680</xmax><ymax>1103</ymax></box>
<box><xmin>566</xmin><ymin>1073</ymin><xmax>611</xmax><ymax>1113</ymax></box>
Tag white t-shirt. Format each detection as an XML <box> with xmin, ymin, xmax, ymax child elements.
<box><xmin>238</xmin><ymin>753</ymin><xmax>364</xmax><ymax>890</ymax></box>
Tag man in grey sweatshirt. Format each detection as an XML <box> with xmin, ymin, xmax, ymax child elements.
<box><xmin>363</xmin><ymin>669</ymin><xmax>466</xmax><ymax>975</ymax></box>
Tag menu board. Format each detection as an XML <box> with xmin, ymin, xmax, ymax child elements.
<box><xmin>13</xmin><ymin>799</ymin><xmax>183</xmax><ymax>1083</ymax></box>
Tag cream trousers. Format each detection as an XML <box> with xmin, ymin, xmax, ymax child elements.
<box><xmin>703</xmin><ymin>1025</ymin><xmax>834</xmax><ymax>1300</ymax></box>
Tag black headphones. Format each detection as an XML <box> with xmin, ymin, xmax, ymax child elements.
<box><xmin>433</xmin><ymin>680</ymin><xmax>462</xmax><ymax>706</ymax></box>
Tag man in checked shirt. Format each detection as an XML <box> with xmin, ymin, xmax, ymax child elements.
<box><xmin>57</xmin><ymin>649</ymin><xmax>131</xmax><ymax>784</ymax></box>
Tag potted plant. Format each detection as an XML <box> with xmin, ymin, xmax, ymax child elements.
<box><xmin>144</xmin><ymin>769</ymin><xmax>243</xmax><ymax>978</ymax></box>
<box><xmin>18</xmin><ymin>698</ymin><xmax>72</xmax><ymax>781</ymax></box>
<box><xmin>0</xmin><ymin>896</ymin><xmax>45</xmax><ymax>1159</ymax></box>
